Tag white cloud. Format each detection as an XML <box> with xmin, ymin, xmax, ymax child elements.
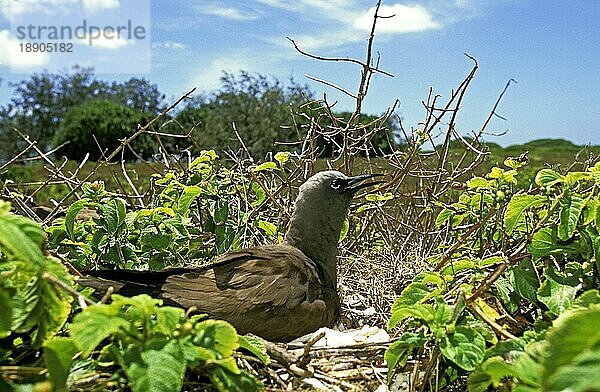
<box><xmin>1</xmin><ymin>0</ymin><xmax>79</xmax><ymax>18</ymax></box>
<box><xmin>0</xmin><ymin>0</ymin><xmax>117</xmax><ymax>18</ymax></box>
<box><xmin>152</xmin><ymin>41</ymin><xmax>185</xmax><ymax>50</ymax></box>
<box><xmin>199</xmin><ymin>4</ymin><xmax>259</xmax><ymax>21</ymax></box>
<box><xmin>190</xmin><ymin>55</ymin><xmax>260</xmax><ymax>92</ymax></box>
<box><xmin>257</xmin><ymin>0</ymin><xmax>442</xmax><ymax>51</ymax></box>
<box><xmin>78</xmin><ymin>34</ymin><xmax>130</xmax><ymax>49</ymax></box>
<box><xmin>82</xmin><ymin>0</ymin><xmax>119</xmax><ymax>12</ymax></box>
<box><xmin>354</xmin><ymin>4</ymin><xmax>441</xmax><ymax>34</ymax></box>
<box><xmin>0</xmin><ymin>29</ymin><xmax>50</xmax><ymax>70</ymax></box>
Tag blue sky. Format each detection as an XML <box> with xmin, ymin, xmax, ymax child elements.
<box><xmin>1</xmin><ymin>0</ymin><xmax>599</xmax><ymax>146</ymax></box>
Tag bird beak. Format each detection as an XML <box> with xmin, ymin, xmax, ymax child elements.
<box><xmin>346</xmin><ymin>173</ymin><xmax>385</xmax><ymax>194</ymax></box>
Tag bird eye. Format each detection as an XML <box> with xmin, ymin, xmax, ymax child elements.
<box><xmin>331</xmin><ymin>179</ymin><xmax>342</xmax><ymax>190</ymax></box>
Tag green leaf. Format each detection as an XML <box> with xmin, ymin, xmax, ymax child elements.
<box><xmin>44</xmin><ymin>337</ymin><xmax>77</xmax><ymax>391</ymax></box>
<box><xmin>250</xmin><ymin>182</ymin><xmax>267</xmax><ymax>207</ymax></box>
<box><xmin>252</xmin><ymin>162</ymin><xmax>278</xmax><ymax>172</ymax></box>
<box><xmin>0</xmin><ymin>213</ymin><xmax>45</xmax><ymax>266</ymax></box>
<box><xmin>64</xmin><ymin>199</ymin><xmax>89</xmax><ymax>240</ymax></box>
<box><xmin>543</xmin><ymin>307</ymin><xmax>600</xmax><ymax>391</ymax></box>
<box><xmin>511</xmin><ymin>259</ymin><xmax>540</xmax><ymax>303</ymax></box>
<box><xmin>494</xmin><ymin>277</ymin><xmax>519</xmax><ymax>314</ymax></box>
<box><xmin>504</xmin><ymin>194</ymin><xmax>547</xmax><ymax>234</ymax></box>
<box><xmin>528</xmin><ymin>227</ymin><xmax>558</xmax><ymax>258</ymax></box>
<box><xmin>537</xmin><ymin>269</ymin><xmax>580</xmax><ymax>315</ymax></box>
<box><xmin>193</xmin><ymin>320</ymin><xmax>239</xmax><ymax>358</ymax></box>
<box><xmin>549</xmin><ymin>349</ymin><xmax>600</xmax><ymax>392</ymax></box>
<box><xmin>572</xmin><ymin>289</ymin><xmax>600</xmax><ymax>308</ymax></box>
<box><xmin>440</xmin><ymin>258</ymin><xmax>476</xmax><ymax>276</ymax></box>
<box><xmin>70</xmin><ymin>303</ymin><xmax>130</xmax><ymax>357</ymax></box>
<box><xmin>390</xmin><ymin>283</ymin><xmax>431</xmax><ymax>312</ymax></box>
<box><xmin>564</xmin><ymin>171</ymin><xmax>590</xmax><ymax>186</ymax></box>
<box><xmin>125</xmin><ymin>339</ymin><xmax>186</xmax><ymax>392</ymax></box>
<box><xmin>274</xmin><ymin>151</ymin><xmax>291</xmax><ymax>164</ymax></box>
<box><xmin>440</xmin><ymin>326</ymin><xmax>486</xmax><ymax>371</ymax></box>
<box><xmin>435</xmin><ymin>208</ymin><xmax>454</xmax><ymax>227</ymax></box>
<box><xmin>154</xmin><ymin>306</ymin><xmax>185</xmax><ymax>336</ymax></box>
<box><xmin>504</xmin><ymin>157</ymin><xmax>527</xmax><ymax>170</ymax></box>
<box><xmin>10</xmin><ymin>260</ymin><xmax>74</xmax><ymax>346</ymax></box>
<box><xmin>0</xmin><ymin>288</ymin><xmax>12</xmax><ymax>335</ymax></box>
<box><xmin>558</xmin><ymin>194</ymin><xmax>587</xmax><ymax>241</ymax></box>
<box><xmin>99</xmin><ymin>198</ymin><xmax>127</xmax><ymax>235</ymax></box>
<box><xmin>177</xmin><ymin>185</ymin><xmax>202</xmax><ymax>215</ymax></box>
<box><xmin>535</xmin><ymin>169</ymin><xmax>564</xmax><ymax>186</ymax></box>
<box><xmin>339</xmin><ymin>218</ymin><xmax>349</xmax><ymax>242</ymax></box>
<box><xmin>466</xmin><ymin>177</ymin><xmax>490</xmax><ymax>189</ymax></box>
<box><xmin>209</xmin><ymin>367</ymin><xmax>263</xmax><ymax>392</ymax></box>
<box><xmin>384</xmin><ymin>331</ymin><xmax>427</xmax><ymax>381</ymax></box>
<box><xmin>388</xmin><ymin>304</ymin><xmax>436</xmax><ymax>329</ymax></box>
<box><xmin>256</xmin><ymin>220</ymin><xmax>277</xmax><ymax>238</ymax></box>
<box><xmin>238</xmin><ymin>335</ymin><xmax>270</xmax><ymax>365</ymax></box>
<box><xmin>364</xmin><ymin>193</ymin><xmax>393</xmax><ymax>202</ymax></box>
<box><xmin>468</xmin><ymin>356</ymin><xmax>514</xmax><ymax>392</ymax></box>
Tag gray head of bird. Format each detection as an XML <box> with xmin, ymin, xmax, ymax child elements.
<box><xmin>284</xmin><ymin>170</ymin><xmax>384</xmax><ymax>286</ymax></box>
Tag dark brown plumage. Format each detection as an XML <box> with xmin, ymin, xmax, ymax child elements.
<box><xmin>79</xmin><ymin>171</ymin><xmax>382</xmax><ymax>342</ymax></box>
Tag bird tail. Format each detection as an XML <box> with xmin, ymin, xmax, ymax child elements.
<box><xmin>77</xmin><ymin>269</ymin><xmax>184</xmax><ymax>297</ymax></box>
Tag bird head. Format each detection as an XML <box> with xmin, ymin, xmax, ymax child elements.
<box><xmin>297</xmin><ymin>170</ymin><xmax>384</xmax><ymax>206</ymax></box>
<box><xmin>285</xmin><ymin>170</ymin><xmax>384</xmax><ymax>287</ymax></box>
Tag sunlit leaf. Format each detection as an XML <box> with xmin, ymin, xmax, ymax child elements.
<box><xmin>238</xmin><ymin>335</ymin><xmax>269</xmax><ymax>365</ymax></box>
<box><xmin>177</xmin><ymin>185</ymin><xmax>202</xmax><ymax>215</ymax></box>
<box><xmin>558</xmin><ymin>194</ymin><xmax>587</xmax><ymax>241</ymax></box>
<box><xmin>535</xmin><ymin>169</ymin><xmax>564</xmax><ymax>186</ymax></box>
<box><xmin>504</xmin><ymin>194</ymin><xmax>546</xmax><ymax>234</ymax></box>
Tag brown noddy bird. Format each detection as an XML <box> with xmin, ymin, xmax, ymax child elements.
<box><xmin>78</xmin><ymin>171</ymin><xmax>383</xmax><ymax>342</ymax></box>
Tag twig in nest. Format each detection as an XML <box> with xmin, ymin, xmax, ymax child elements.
<box><xmin>247</xmin><ymin>334</ymin><xmax>312</xmax><ymax>378</ymax></box>
<box><xmin>298</xmin><ymin>330</ymin><xmax>326</xmax><ymax>367</ymax></box>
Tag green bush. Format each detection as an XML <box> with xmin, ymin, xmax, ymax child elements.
<box><xmin>53</xmin><ymin>99</ymin><xmax>154</xmax><ymax>161</ymax></box>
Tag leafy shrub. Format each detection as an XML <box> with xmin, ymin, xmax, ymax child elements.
<box><xmin>385</xmin><ymin>158</ymin><xmax>600</xmax><ymax>391</ymax></box>
<box><xmin>46</xmin><ymin>150</ymin><xmax>285</xmax><ymax>271</ymax></box>
<box><xmin>0</xmin><ymin>199</ymin><xmax>266</xmax><ymax>391</ymax></box>
<box><xmin>53</xmin><ymin>99</ymin><xmax>155</xmax><ymax>161</ymax></box>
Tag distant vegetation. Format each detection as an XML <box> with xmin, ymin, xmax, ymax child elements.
<box><xmin>0</xmin><ymin>67</ymin><xmax>399</xmax><ymax>163</ymax></box>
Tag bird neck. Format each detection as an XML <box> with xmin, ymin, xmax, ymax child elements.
<box><xmin>284</xmin><ymin>199</ymin><xmax>347</xmax><ymax>289</ymax></box>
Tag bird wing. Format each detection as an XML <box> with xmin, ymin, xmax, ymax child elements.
<box><xmin>162</xmin><ymin>244</ymin><xmax>339</xmax><ymax>340</ymax></box>
<box><xmin>79</xmin><ymin>244</ymin><xmax>339</xmax><ymax>341</ymax></box>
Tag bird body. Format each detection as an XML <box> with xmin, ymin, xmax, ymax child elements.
<box><xmin>80</xmin><ymin>171</ymin><xmax>382</xmax><ymax>342</ymax></box>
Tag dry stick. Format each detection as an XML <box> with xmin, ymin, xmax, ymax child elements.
<box><xmin>298</xmin><ymin>330</ymin><xmax>326</xmax><ymax>367</ymax></box>
<box><xmin>304</xmin><ymin>74</ymin><xmax>357</xmax><ymax>99</ymax></box>
<box><xmin>30</xmin><ymin>157</ymin><xmax>74</xmax><ymax>201</ymax></box>
<box><xmin>248</xmin><ymin>335</ymin><xmax>312</xmax><ymax>378</ymax></box>
<box><xmin>43</xmin><ymin>89</ymin><xmax>195</xmax><ymax>223</ymax></box>
<box><xmin>13</xmin><ymin>129</ymin><xmax>77</xmax><ymax>194</ymax></box>
<box><xmin>468</xmin><ymin>301</ymin><xmax>517</xmax><ymax>340</ymax></box>
<box><xmin>232</xmin><ymin>122</ymin><xmax>254</xmax><ymax>162</ymax></box>
<box><xmin>247</xmin><ymin>170</ymin><xmax>292</xmax><ymax>219</ymax></box>
<box><xmin>42</xmin><ymin>272</ymin><xmax>95</xmax><ymax>308</ymax></box>
<box><xmin>0</xmin><ymin>143</ymin><xmax>36</xmax><ymax>171</ymax></box>
<box><xmin>120</xmin><ymin>153</ymin><xmax>144</xmax><ymax>208</ymax></box>
<box><xmin>433</xmin><ymin>208</ymin><xmax>495</xmax><ymax>271</ymax></box>
<box><xmin>106</xmin><ymin>88</ymin><xmax>196</xmax><ymax>163</ymax></box>
<box><xmin>479</xmin><ymin>78</ymin><xmax>517</xmax><ymax>135</ymax></box>
<box><xmin>21</xmin><ymin>141</ymin><xmax>70</xmax><ymax>163</ymax></box>
<box><xmin>286</xmin><ymin>38</ymin><xmax>393</xmax><ymax>78</ymax></box>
